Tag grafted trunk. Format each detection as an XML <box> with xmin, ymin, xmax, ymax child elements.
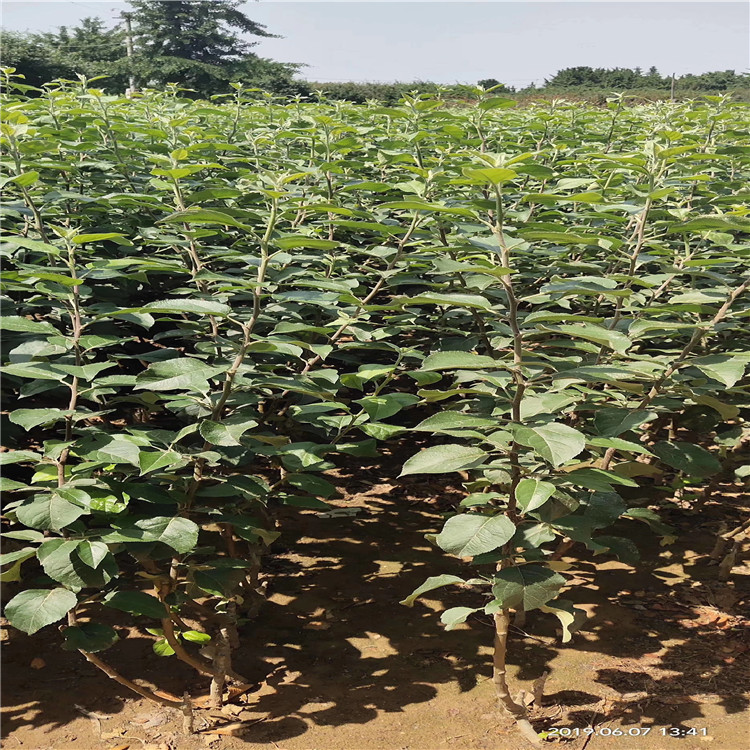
<box><xmin>492</xmin><ymin>610</ymin><xmax>542</xmax><ymax>747</ymax></box>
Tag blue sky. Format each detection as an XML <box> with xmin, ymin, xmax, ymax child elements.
<box><xmin>2</xmin><ymin>1</ymin><xmax>748</xmax><ymax>85</ymax></box>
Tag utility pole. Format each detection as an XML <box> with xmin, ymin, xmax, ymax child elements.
<box><xmin>122</xmin><ymin>12</ymin><xmax>137</xmax><ymax>96</ymax></box>
<box><xmin>670</xmin><ymin>73</ymin><xmax>676</xmax><ymax>102</ymax></box>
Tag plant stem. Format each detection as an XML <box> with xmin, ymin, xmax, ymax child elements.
<box><xmin>492</xmin><ymin>186</ymin><xmax>524</xmax><ymax>515</ymax></box>
<box><xmin>492</xmin><ymin>611</ymin><xmax>541</xmax><ymax>746</ymax></box>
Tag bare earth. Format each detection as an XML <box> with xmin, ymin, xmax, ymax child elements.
<box><xmin>3</xmin><ymin>453</ymin><xmax>749</xmax><ymax>750</ymax></box>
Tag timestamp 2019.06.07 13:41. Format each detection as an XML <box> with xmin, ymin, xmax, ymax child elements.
<box><xmin>546</xmin><ymin>727</ymin><xmax>710</xmax><ymax>738</ymax></box>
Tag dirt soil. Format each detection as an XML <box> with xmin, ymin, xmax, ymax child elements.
<box><xmin>2</xmin><ymin>449</ymin><xmax>749</xmax><ymax>750</ymax></box>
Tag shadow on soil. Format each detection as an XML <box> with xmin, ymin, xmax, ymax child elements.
<box><xmin>2</xmin><ymin>451</ymin><xmax>748</xmax><ymax>745</ymax></box>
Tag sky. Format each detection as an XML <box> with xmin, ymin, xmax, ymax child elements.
<box><xmin>1</xmin><ymin>1</ymin><xmax>748</xmax><ymax>86</ymax></box>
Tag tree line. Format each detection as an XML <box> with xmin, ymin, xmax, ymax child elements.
<box><xmin>2</xmin><ymin>0</ymin><xmax>747</xmax><ymax>101</ymax></box>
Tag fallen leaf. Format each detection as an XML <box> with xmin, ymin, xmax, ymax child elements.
<box><xmin>30</xmin><ymin>657</ymin><xmax>46</xmax><ymax>669</ymax></box>
<box><xmin>134</xmin><ymin>711</ymin><xmax>170</xmax><ymax>728</ymax></box>
<box><xmin>203</xmin><ymin>721</ymin><xmax>248</xmax><ymax>736</ymax></box>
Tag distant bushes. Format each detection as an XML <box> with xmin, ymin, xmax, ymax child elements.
<box><xmin>296</xmin><ymin>70</ymin><xmax>749</xmax><ymax>105</ymax></box>
<box><xmin>304</xmin><ymin>81</ymin><xmax>491</xmax><ymax>105</ymax></box>
<box><xmin>544</xmin><ymin>66</ymin><xmax>747</xmax><ymax>92</ymax></box>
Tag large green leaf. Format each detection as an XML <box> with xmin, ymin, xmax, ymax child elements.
<box><xmin>62</xmin><ymin>623</ymin><xmax>119</xmax><ymax>652</ymax></box>
<box><xmin>9</xmin><ymin>409</ymin><xmax>70</xmax><ymax>430</ymax></box>
<box><xmin>135</xmin><ymin>358</ymin><xmax>225</xmax><ymax>393</ymax></box>
<box><xmin>687</xmin><ymin>355</ymin><xmax>746</xmax><ymax>388</ymax></box>
<box><xmin>540</xmin><ymin>599</ymin><xmax>587</xmax><ymax>642</ymax></box>
<box><xmin>16</xmin><ymin>492</ymin><xmax>87</xmax><ymax>532</ymax></box>
<box><xmin>593</xmin><ymin>409</ymin><xmax>655</xmax><ymax>437</ymax></box>
<box><xmin>159</xmin><ymin>208</ymin><xmax>251</xmax><ymax>229</ymax></box>
<box><xmin>491</xmin><ymin>565</ymin><xmax>566</xmax><ymax>611</ymax></box>
<box><xmin>652</xmin><ymin>441</ymin><xmax>722</xmax><ymax>478</ymax></box>
<box><xmin>435</xmin><ymin>514</ymin><xmax>516</xmax><ymax>557</ymax></box>
<box><xmin>5</xmin><ymin>588</ymin><xmax>78</xmax><ymax>635</ymax></box>
<box><xmin>440</xmin><ymin>606</ymin><xmax>480</xmax><ymax>630</ymax></box>
<box><xmin>102</xmin><ymin>516</ymin><xmax>199</xmax><ymax>553</ymax></box>
<box><xmin>539</xmin><ymin>323</ymin><xmax>631</xmax><ymax>354</ymax></box>
<box><xmin>513</xmin><ymin>423</ymin><xmax>585</xmax><ymax>467</ymax></box>
<box><xmin>401</xmin><ymin>293</ymin><xmax>492</xmax><ymax>310</ymax></box>
<box><xmin>516</xmin><ymin>479</ymin><xmax>556</xmax><ymax>513</ymax></box>
<box><xmin>36</xmin><ymin>540</ymin><xmax>88</xmax><ymax>592</ymax></box>
<box><xmin>412</xmin><ymin>412</ymin><xmax>497</xmax><ymax>432</ymax></box>
<box><xmin>420</xmin><ymin>351</ymin><xmax>499</xmax><ymax>371</ymax></box>
<box><xmin>400</xmin><ymin>444</ymin><xmax>488</xmax><ymax>476</ymax></box>
<box><xmin>199</xmin><ymin>415</ymin><xmax>258</xmax><ymax>446</ymax></box>
<box><xmin>103</xmin><ymin>590</ymin><xmax>167</xmax><ymax>619</ymax></box>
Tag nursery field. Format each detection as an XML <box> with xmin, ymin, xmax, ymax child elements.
<box><xmin>1</xmin><ymin>76</ymin><xmax>749</xmax><ymax>749</ymax></box>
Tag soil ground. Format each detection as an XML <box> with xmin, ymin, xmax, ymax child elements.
<box><xmin>2</xmin><ymin>449</ymin><xmax>749</xmax><ymax>750</ymax></box>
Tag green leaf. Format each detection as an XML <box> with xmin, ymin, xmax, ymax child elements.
<box><xmin>492</xmin><ymin>564</ymin><xmax>565</xmax><ymax>611</ymax></box>
<box><xmin>199</xmin><ymin>415</ymin><xmax>258</xmax><ymax>446</ymax></box>
<box><xmin>400</xmin><ymin>574</ymin><xmax>466</xmax><ymax>607</ymax></box>
<box><xmin>539</xmin><ymin>599</ymin><xmax>587</xmax><ymax>642</ymax></box>
<box><xmin>670</xmin><ymin>215</ymin><xmax>750</xmax><ymax>233</ymax></box>
<box><xmin>478</xmin><ymin>97</ymin><xmax>516</xmax><ymax>110</ymax></box>
<box><xmin>360</xmin><ymin>422</ymin><xmax>407</xmax><ymax>440</ymax></box>
<box><xmin>420</xmin><ymin>351</ymin><xmax>499</xmax><ymax>371</ymax></box>
<box><xmin>7</xmin><ymin>170</ymin><xmax>39</xmax><ymax>187</ymax></box>
<box><xmin>5</xmin><ymin>588</ymin><xmax>78</xmax><ymax>635</ymax></box>
<box><xmin>9</xmin><ymin>408</ymin><xmax>69</xmax><ymax>430</ymax></box>
<box><xmin>106</xmin><ymin>299</ymin><xmax>232</xmax><ymax>319</ymax></box>
<box><xmin>153</xmin><ymin>638</ymin><xmax>175</xmax><ymax>656</ymax></box>
<box><xmin>587</xmin><ymin>437</ymin><xmax>653</xmax><ymax>456</ymax></box>
<box><xmin>37</xmin><ymin>540</ymin><xmax>89</xmax><ymax>592</ymax></box>
<box><xmin>16</xmin><ymin>492</ymin><xmax>87</xmax><ymax>532</ymax></box>
<box><xmin>102</xmin><ymin>590</ymin><xmax>166</xmax><ymax>619</ymax></box>
<box><xmin>62</xmin><ymin>623</ymin><xmax>119</xmax><ymax>652</ymax></box>
<box><xmin>159</xmin><ymin>208</ymin><xmax>251</xmax><ymax>229</ymax></box>
<box><xmin>73</xmin><ymin>233</ymin><xmax>132</xmax><ymax>246</ymax></box>
<box><xmin>102</xmin><ymin>516</ymin><xmax>199</xmax><ymax>553</ymax></box>
<box><xmin>0</xmin><ymin>450</ymin><xmax>42</xmax><ymax>465</ymax></box>
<box><xmin>76</xmin><ymin>541</ymin><xmax>110</xmax><ymax>569</ymax></box>
<box><xmin>402</xmin><ymin>293</ymin><xmax>492</xmax><ymax>310</ymax></box>
<box><xmin>513</xmin><ymin>423</ymin><xmax>585</xmax><ymax>467</ymax></box>
<box><xmin>356</xmin><ymin>393</ymin><xmax>419</xmax><ymax>421</ymax></box>
<box><xmin>435</xmin><ymin>514</ymin><xmax>516</xmax><ymax>557</ymax></box>
<box><xmin>563</xmin><ymin>468</ymin><xmax>639</xmax><ymax>491</ymax></box>
<box><xmin>193</xmin><ymin>566</ymin><xmax>246</xmax><ymax>598</ymax></box>
<box><xmin>412</xmin><ymin>412</ymin><xmax>497</xmax><ymax>432</ymax></box>
<box><xmin>135</xmin><ymin>358</ymin><xmax>225</xmax><ymax>393</ymax></box>
<box><xmin>400</xmin><ymin>444</ymin><xmax>488</xmax><ymax>476</ymax></box>
<box><xmin>286</xmin><ymin>473</ymin><xmax>338</xmax><ymax>499</ymax></box>
<box><xmin>0</xmin><ymin>363</ymin><xmax>61</xmax><ymax>381</ymax></box>
<box><xmin>0</xmin><ymin>547</ymin><xmax>37</xmax><ymax>566</ymax></box>
<box><xmin>462</xmin><ymin>167</ymin><xmax>518</xmax><ymax>184</ymax></box>
<box><xmin>79</xmin><ymin>435</ymin><xmax>141</xmax><ymax>467</ymax></box>
<box><xmin>519</xmin><ymin>393</ymin><xmax>577</xmax><ymax>419</ymax></box>
<box><xmin>687</xmin><ymin>355</ymin><xmax>746</xmax><ymax>388</ymax></box>
<box><xmin>538</xmin><ymin>323</ymin><xmax>631</xmax><ymax>354</ymax></box>
<box><xmin>0</xmin><ymin>559</ymin><xmax>27</xmax><ymax>583</ymax></box>
<box><xmin>441</xmin><ymin>606</ymin><xmax>479</xmax><ymax>630</ymax></box>
<box><xmin>594</xmin><ymin>409</ymin><xmax>655</xmax><ymax>437</ymax></box>
<box><xmin>274</xmin><ymin>235</ymin><xmax>338</xmax><ymax>250</ymax></box>
<box><xmin>138</xmin><ymin>449</ymin><xmax>183</xmax><ymax>475</ymax></box>
<box><xmin>516</xmin><ymin>479</ymin><xmax>556</xmax><ymax>513</ymax></box>
<box><xmin>181</xmin><ymin>629</ymin><xmax>211</xmax><ymax>643</ymax></box>
<box><xmin>0</xmin><ymin>316</ymin><xmax>58</xmax><ymax>334</ymax></box>
<box><xmin>652</xmin><ymin>441</ymin><xmax>721</xmax><ymax>478</ymax></box>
